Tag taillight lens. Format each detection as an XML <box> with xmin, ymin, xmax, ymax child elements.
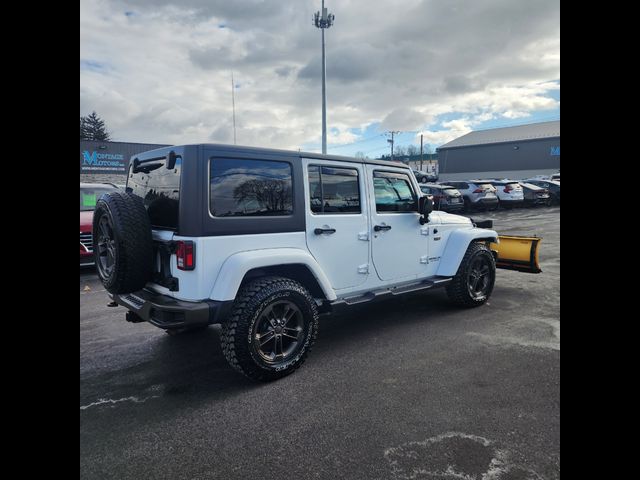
<box><xmin>472</xmin><ymin>188</ymin><xmax>483</xmax><ymax>193</ymax></box>
<box><xmin>176</xmin><ymin>241</ymin><xmax>195</xmax><ymax>271</ymax></box>
<box><xmin>504</xmin><ymin>185</ymin><xmax>513</xmax><ymax>193</ymax></box>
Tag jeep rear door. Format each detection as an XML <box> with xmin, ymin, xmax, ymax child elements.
<box><xmin>303</xmin><ymin>159</ymin><xmax>369</xmax><ymax>290</ymax></box>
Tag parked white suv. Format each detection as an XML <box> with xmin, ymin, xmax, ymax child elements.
<box><xmin>93</xmin><ymin>145</ymin><xmax>540</xmax><ymax>381</ymax></box>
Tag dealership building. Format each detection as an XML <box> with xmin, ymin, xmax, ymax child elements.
<box><xmin>80</xmin><ymin>140</ymin><xmax>171</xmax><ymax>185</ymax></box>
<box><xmin>436</xmin><ymin>120</ymin><xmax>560</xmax><ymax>181</ymax></box>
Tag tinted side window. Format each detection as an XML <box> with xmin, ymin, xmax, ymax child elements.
<box><xmin>373</xmin><ymin>171</ymin><xmax>418</xmax><ymax>213</ymax></box>
<box><xmin>210</xmin><ymin>158</ymin><xmax>293</xmax><ymax>217</ymax></box>
<box><xmin>308</xmin><ymin>165</ymin><xmax>360</xmax><ymax>214</ymax></box>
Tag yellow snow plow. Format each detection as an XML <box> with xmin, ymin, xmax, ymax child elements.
<box><xmin>490</xmin><ymin>235</ymin><xmax>542</xmax><ymax>274</ymax></box>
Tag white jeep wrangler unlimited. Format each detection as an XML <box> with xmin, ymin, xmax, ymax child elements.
<box><xmin>94</xmin><ymin>144</ymin><xmax>540</xmax><ymax>381</ymax></box>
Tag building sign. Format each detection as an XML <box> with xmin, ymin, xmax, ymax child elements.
<box><xmin>550</xmin><ymin>146</ymin><xmax>560</xmax><ymax>156</ymax></box>
<box><xmin>80</xmin><ymin>150</ymin><xmax>127</xmax><ymax>174</ymax></box>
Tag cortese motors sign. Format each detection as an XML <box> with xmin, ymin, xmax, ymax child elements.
<box><xmin>80</xmin><ymin>150</ymin><xmax>127</xmax><ymax>174</ymax></box>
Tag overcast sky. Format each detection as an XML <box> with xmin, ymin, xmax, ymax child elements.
<box><xmin>80</xmin><ymin>0</ymin><xmax>559</xmax><ymax>157</ymax></box>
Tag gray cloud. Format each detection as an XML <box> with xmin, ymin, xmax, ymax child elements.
<box><xmin>81</xmin><ymin>0</ymin><xmax>559</xmax><ymax>149</ymax></box>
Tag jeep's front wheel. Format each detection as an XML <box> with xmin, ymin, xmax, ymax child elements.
<box><xmin>446</xmin><ymin>242</ymin><xmax>496</xmax><ymax>307</ymax></box>
<box><xmin>220</xmin><ymin>276</ymin><xmax>319</xmax><ymax>381</ymax></box>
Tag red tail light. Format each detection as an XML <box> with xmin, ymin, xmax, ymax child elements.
<box><xmin>176</xmin><ymin>241</ymin><xmax>195</xmax><ymax>271</ymax></box>
<box><xmin>503</xmin><ymin>185</ymin><xmax>513</xmax><ymax>193</ymax></box>
<box><xmin>472</xmin><ymin>188</ymin><xmax>483</xmax><ymax>193</ymax></box>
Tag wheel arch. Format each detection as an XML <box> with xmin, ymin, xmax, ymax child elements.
<box><xmin>436</xmin><ymin>228</ymin><xmax>498</xmax><ymax>277</ymax></box>
<box><xmin>210</xmin><ymin>248</ymin><xmax>337</xmax><ymax>302</ymax></box>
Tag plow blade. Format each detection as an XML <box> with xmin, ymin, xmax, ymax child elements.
<box><xmin>490</xmin><ymin>235</ymin><xmax>542</xmax><ymax>274</ymax></box>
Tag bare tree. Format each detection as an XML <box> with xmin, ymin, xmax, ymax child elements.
<box><xmin>233</xmin><ymin>179</ymin><xmax>292</xmax><ymax>213</ymax></box>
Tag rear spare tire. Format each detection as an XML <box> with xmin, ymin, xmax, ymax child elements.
<box><xmin>93</xmin><ymin>191</ymin><xmax>154</xmax><ymax>294</ymax></box>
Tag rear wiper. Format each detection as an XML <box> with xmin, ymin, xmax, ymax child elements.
<box><xmin>132</xmin><ymin>155</ymin><xmax>166</xmax><ymax>173</ymax></box>
<box><xmin>135</xmin><ymin>163</ymin><xmax>163</xmax><ymax>174</ymax></box>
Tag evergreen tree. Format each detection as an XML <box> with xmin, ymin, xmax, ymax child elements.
<box><xmin>80</xmin><ymin>111</ymin><xmax>111</xmax><ymax>141</ymax></box>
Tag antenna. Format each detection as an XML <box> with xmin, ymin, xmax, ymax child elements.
<box><xmin>313</xmin><ymin>1</ymin><xmax>335</xmax><ymax>154</ymax></box>
<box><xmin>231</xmin><ymin>72</ymin><xmax>237</xmax><ymax>145</ymax></box>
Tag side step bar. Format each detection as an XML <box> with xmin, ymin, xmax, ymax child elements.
<box><xmin>330</xmin><ymin>276</ymin><xmax>452</xmax><ymax>309</ymax></box>
<box><xmin>490</xmin><ymin>235</ymin><xmax>542</xmax><ymax>274</ymax></box>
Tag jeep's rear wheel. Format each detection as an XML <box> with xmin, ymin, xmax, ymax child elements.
<box><xmin>93</xmin><ymin>192</ymin><xmax>154</xmax><ymax>294</ymax></box>
<box><xmin>220</xmin><ymin>276</ymin><xmax>319</xmax><ymax>381</ymax></box>
<box><xmin>446</xmin><ymin>242</ymin><xmax>496</xmax><ymax>307</ymax></box>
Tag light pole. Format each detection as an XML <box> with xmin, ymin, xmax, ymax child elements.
<box><xmin>314</xmin><ymin>1</ymin><xmax>334</xmax><ymax>154</ymax></box>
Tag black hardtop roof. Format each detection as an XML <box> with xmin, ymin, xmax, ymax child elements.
<box><xmin>134</xmin><ymin>143</ymin><xmax>408</xmax><ymax>169</ymax></box>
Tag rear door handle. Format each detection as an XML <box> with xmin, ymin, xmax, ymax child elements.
<box><xmin>314</xmin><ymin>228</ymin><xmax>336</xmax><ymax>235</ymax></box>
<box><xmin>374</xmin><ymin>225</ymin><xmax>392</xmax><ymax>232</ymax></box>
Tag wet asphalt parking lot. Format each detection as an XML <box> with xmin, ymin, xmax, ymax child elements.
<box><xmin>80</xmin><ymin>206</ymin><xmax>559</xmax><ymax>480</ymax></box>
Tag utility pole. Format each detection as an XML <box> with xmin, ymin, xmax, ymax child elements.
<box><xmin>387</xmin><ymin>131</ymin><xmax>399</xmax><ymax>161</ymax></box>
<box><xmin>231</xmin><ymin>72</ymin><xmax>237</xmax><ymax>145</ymax></box>
<box><xmin>314</xmin><ymin>1</ymin><xmax>335</xmax><ymax>154</ymax></box>
<box><xmin>420</xmin><ymin>134</ymin><xmax>424</xmax><ymax>171</ymax></box>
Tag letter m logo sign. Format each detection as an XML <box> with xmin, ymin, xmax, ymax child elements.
<box><xmin>82</xmin><ymin>151</ymin><xmax>97</xmax><ymax>165</ymax></box>
<box><xmin>550</xmin><ymin>146</ymin><xmax>560</xmax><ymax>156</ymax></box>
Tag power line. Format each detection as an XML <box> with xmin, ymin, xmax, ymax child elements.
<box><xmin>363</xmin><ymin>145</ymin><xmax>390</xmax><ymax>155</ymax></box>
<box><xmin>327</xmin><ymin>134</ymin><xmax>383</xmax><ymax>150</ymax></box>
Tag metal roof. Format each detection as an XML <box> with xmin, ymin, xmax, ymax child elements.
<box><xmin>438</xmin><ymin>120</ymin><xmax>560</xmax><ymax>149</ymax></box>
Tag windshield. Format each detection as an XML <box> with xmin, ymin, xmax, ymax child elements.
<box><xmin>80</xmin><ymin>187</ymin><xmax>117</xmax><ymax>211</ymax></box>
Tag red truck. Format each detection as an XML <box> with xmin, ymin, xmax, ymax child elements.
<box><xmin>80</xmin><ymin>183</ymin><xmax>119</xmax><ymax>266</ymax></box>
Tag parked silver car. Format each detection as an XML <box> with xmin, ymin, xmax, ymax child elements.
<box><xmin>441</xmin><ymin>181</ymin><xmax>499</xmax><ymax>211</ymax></box>
<box><xmin>474</xmin><ymin>179</ymin><xmax>524</xmax><ymax>208</ymax></box>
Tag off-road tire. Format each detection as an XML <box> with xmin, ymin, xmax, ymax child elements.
<box><xmin>220</xmin><ymin>276</ymin><xmax>319</xmax><ymax>382</ymax></box>
<box><xmin>93</xmin><ymin>191</ymin><xmax>154</xmax><ymax>294</ymax></box>
<box><xmin>446</xmin><ymin>242</ymin><xmax>496</xmax><ymax>308</ymax></box>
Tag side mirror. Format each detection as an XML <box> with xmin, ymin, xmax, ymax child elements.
<box><xmin>418</xmin><ymin>196</ymin><xmax>433</xmax><ymax>225</ymax></box>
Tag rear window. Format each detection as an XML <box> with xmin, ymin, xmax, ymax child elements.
<box><xmin>210</xmin><ymin>158</ymin><xmax>293</xmax><ymax>217</ymax></box>
<box><xmin>128</xmin><ymin>156</ymin><xmax>181</xmax><ymax>230</ymax></box>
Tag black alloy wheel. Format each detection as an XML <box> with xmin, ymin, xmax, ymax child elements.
<box><xmin>252</xmin><ymin>300</ymin><xmax>305</xmax><ymax>365</ymax></box>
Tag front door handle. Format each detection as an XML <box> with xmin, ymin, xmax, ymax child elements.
<box><xmin>374</xmin><ymin>224</ymin><xmax>392</xmax><ymax>232</ymax></box>
<box><xmin>314</xmin><ymin>227</ymin><xmax>336</xmax><ymax>235</ymax></box>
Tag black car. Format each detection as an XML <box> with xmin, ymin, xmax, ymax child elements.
<box><xmin>524</xmin><ymin>179</ymin><xmax>560</xmax><ymax>204</ymax></box>
<box><xmin>413</xmin><ymin>170</ymin><xmax>438</xmax><ymax>183</ymax></box>
<box><xmin>419</xmin><ymin>184</ymin><xmax>465</xmax><ymax>212</ymax></box>
<box><xmin>519</xmin><ymin>182</ymin><xmax>552</xmax><ymax>206</ymax></box>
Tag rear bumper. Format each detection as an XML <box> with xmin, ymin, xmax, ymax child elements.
<box><xmin>80</xmin><ymin>251</ymin><xmax>94</xmax><ymax>266</ymax></box>
<box><xmin>111</xmin><ymin>289</ymin><xmax>232</xmax><ymax>329</ymax></box>
<box><xmin>474</xmin><ymin>197</ymin><xmax>499</xmax><ymax>206</ymax></box>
